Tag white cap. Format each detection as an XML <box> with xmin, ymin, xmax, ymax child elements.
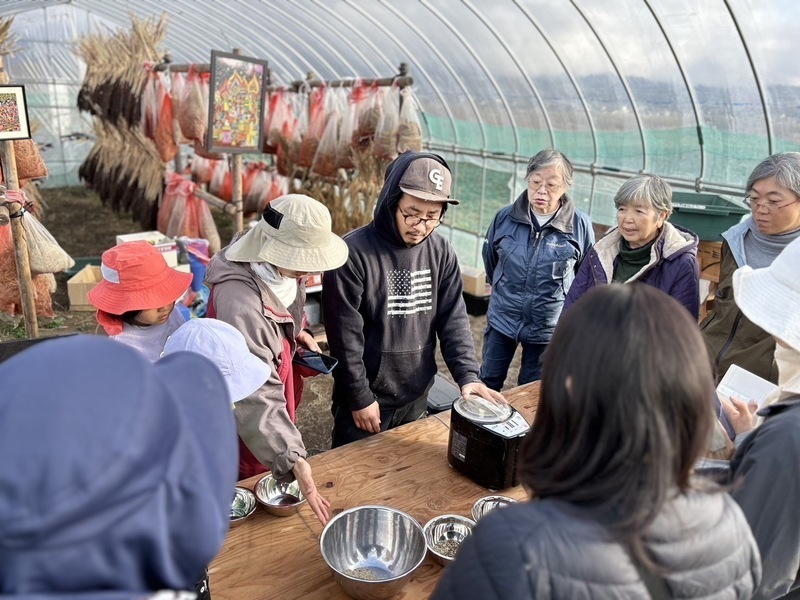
<box><xmin>162</xmin><ymin>319</ymin><xmax>271</xmax><ymax>402</ymax></box>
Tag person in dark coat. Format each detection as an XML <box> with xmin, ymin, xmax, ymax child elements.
<box><xmin>0</xmin><ymin>335</ymin><xmax>238</xmax><ymax>599</ymax></box>
<box><xmin>565</xmin><ymin>173</ymin><xmax>700</xmax><ymax>319</ymax></box>
<box><xmin>718</xmin><ymin>236</ymin><xmax>800</xmax><ymax>600</ymax></box>
<box><xmin>480</xmin><ymin>149</ymin><xmax>594</xmax><ymax>389</ymax></box>
<box><xmin>432</xmin><ymin>284</ymin><xmax>760</xmax><ymax>600</ymax></box>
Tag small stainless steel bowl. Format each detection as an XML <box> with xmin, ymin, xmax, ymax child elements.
<box><xmin>320</xmin><ymin>505</ymin><xmax>427</xmax><ymax>600</ymax></box>
<box><xmin>230</xmin><ymin>486</ymin><xmax>257</xmax><ymax>526</ymax></box>
<box><xmin>254</xmin><ymin>473</ymin><xmax>306</xmax><ymax>517</ymax></box>
<box><xmin>471</xmin><ymin>495</ymin><xmax>517</xmax><ymax>522</ymax></box>
<box><xmin>423</xmin><ymin>514</ymin><xmax>475</xmax><ymax>565</ymax></box>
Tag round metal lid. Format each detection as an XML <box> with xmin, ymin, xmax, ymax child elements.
<box><xmin>453</xmin><ymin>395</ymin><xmax>512</xmax><ymax>424</ymax></box>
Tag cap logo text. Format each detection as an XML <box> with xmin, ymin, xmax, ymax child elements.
<box><xmin>428</xmin><ymin>168</ymin><xmax>445</xmax><ymax>191</ymax></box>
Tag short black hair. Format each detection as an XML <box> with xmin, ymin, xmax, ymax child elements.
<box><xmin>519</xmin><ymin>283</ymin><xmax>715</xmax><ymax>567</ymax></box>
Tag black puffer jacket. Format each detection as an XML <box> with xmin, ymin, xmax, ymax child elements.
<box><xmin>432</xmin><ymin>491</ymin><xmax>760</xmax><ymax>599</ymax></box>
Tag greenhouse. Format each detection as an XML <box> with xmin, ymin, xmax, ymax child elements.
<box><xmin>1</xmin><ymin>2</ymin><xmax>799</xmax><ymax>600</ymax></box>
<box><xmin>2</xmin><ymin>0</ymin><xmax>796</xmax><ymax>265</ymax></box>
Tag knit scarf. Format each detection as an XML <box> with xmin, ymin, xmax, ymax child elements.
<box><xmin>744</xmin><ymin>221</ymin><xmax>800</xmax><ymax>269</ymax></box>
<box><xmin>613</xmin><ymin>235</ymin><xmax>658</xmax><ymax>283</ymax></box>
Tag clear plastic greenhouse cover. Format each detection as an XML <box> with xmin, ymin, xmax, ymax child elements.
<box><xmin>1</xmin><ymin>0</ymin><xmax>796</xmax><ymax>266</ymax></box>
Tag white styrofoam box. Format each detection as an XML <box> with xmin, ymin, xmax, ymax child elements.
<box><xmin>115</xmin><ymin>231</ymin><xmax>178</xmax><ymax>267</ymax></box>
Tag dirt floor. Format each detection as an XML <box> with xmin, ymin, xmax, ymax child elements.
<box><xmin>1</xmin><ymin>186</ymin><xmax>521</xmax><ymax>455</ymax></box>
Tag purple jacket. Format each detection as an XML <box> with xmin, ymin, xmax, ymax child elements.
<box><xmin>564</xmin><ymin>222</ymin><xmax>700</xmax><ymax>318</ymax></box>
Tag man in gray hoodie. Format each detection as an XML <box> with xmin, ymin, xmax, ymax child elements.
<box><xmin>322</xmin><ymin>151</ymin><xmax>505</xmax><ymax>447</ymax></box>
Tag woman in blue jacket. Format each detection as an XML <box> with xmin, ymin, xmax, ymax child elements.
<box><xmin>564</xmin><ymin>174</ymin><xmax>700</xmax><ymax>319</ymax></box>
<box><xmin>481</xmin><ymin>149</ymin><xmax>594</xmax><ymax>389</ymax></box>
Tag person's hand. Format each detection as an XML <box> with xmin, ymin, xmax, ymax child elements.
<box><xmin>461</xmin><ymin>381</ymin><xmax>508</xmax><ymax>405</ymax></box>
<box><xmin>292</xmin><ymin>457</ymin><xmax>330</xmax><ymax>525</ymax></box>
<box><xmin>352</xmin><ymin>401</ymin><xmax>381</xmax><ymax>433</ymax></box>
<box><xmin>719</xmin><ymin>395</ymin><xmax>758</xmax><ymax>436</ymax></box>
<box><xmin>296</xmin><ymin>329</ymin><xmax>321</xmax><ymax>353</ymax></box>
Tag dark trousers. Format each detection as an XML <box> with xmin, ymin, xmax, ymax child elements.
<box><xmin>331</xmin><ymin>394</ymin><xmax>429</xmax><ymax>448</ymax></box>
<box><xmin>479</xmin><ymin>326</ymin><xmax>546</xmax><ymax>391</ymax></box>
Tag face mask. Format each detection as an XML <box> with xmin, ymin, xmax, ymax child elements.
<box><xmin>251</xmin><ymin>262</ymin><xmax>298</xmax><ymax>307</ymax></box>
<box><xmin>775</xmin><ymin>342</ymin><xmax>800</xmax><ymax>393</ymax></box>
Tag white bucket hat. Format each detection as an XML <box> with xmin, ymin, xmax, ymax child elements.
<box><xmin>224</xmin><ymin>194</ymin><xmax>349</xmax><ymax>271</ymax></box>
<box><xmin>733</xmin><ymin>236</ymin><xmax>800</xmax><ymax>352</ymax></box>
<box><xmin>162</xmin><ymin>318</ymin><xmax>271</xmax><ymax>402</ymax></box>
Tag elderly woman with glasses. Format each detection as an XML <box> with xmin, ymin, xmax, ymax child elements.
<box><xmin>564</xmin><ymin>174</ymin><xmax>700</xmax><ymax>318</ymax></box>
<box><xmin>480</xmin><ymin>149</ymin><xmax>594</xmax><ymax>390</ymax></box>
<box><xmin>701</xmin><ymin>152</ymin><xmax>800</xmax><ymax>384</ymax></box>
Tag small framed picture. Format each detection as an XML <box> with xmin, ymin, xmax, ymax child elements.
<box><xmin>207</xmin><ymin>50</ymin><xmax>268</xmax><ymax>154</ymax></box>
<box><xmin>0</xmin><ymin>85</ymin><xmax>31</xmax><ymax>141</ymax></box>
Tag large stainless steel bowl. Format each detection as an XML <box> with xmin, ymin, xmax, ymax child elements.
<box><xmin>471</xmin><ymin>495</ymin><xmax>517</xmax><ymax>522</ymax></box>
<box><xmin>254</xmin><ymin>473</ymin><xmax>306</xmax><ymax>517</ymax></box>
<box><xmin>319</xmin><ymin>505</ymin><xmax>427</xmax><ymax>600</ymax></box>
<box><xmin>423</xmin><ymin>514</ymin><xmax>475</xmax><ymax>565</ymax></box>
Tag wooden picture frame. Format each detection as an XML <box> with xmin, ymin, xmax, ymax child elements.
<box><xmin>207</xmin><ymin>51</ymin><xmax>268</xmax><ymax>154</ymax></box>
<box><xmin>0</xmin><ymin>85</ymin><xmax>31</xmax><ymax>141</ymax></box>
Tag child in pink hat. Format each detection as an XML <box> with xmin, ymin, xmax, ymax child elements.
<box><xmin>87</xmin><ymin>241</ymin><xmax>193</xmax><ymax>362</ymax></box>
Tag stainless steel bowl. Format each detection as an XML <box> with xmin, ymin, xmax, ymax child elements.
<box><xmin>471</xmin><ymin>495</ymin><xmax>517</xmax><ymax>522</ymax></box>
<box><xmin>423</xmin><ymin>514</ymin><xmax>475</xmax><ymax>565</ymax></box>
<box><xmin>254</xmin><ymin>473</ymin><xmax>306</xmax><ymax>517</ymax></box>
<box><xmin>319</xmin><ymin>505</ymin><xmax>427</xmax><ymax>600</ymax></box>
<box><xmin>230</xmin><ymin>486</ymin><xmax>257</xmax><ymax>526</ymax></box>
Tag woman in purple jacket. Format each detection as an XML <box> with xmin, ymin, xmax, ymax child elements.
<box><xmin>564</xmin><ymin>174</ymin><xmax>700</xmax><ymax>319</ymax></box>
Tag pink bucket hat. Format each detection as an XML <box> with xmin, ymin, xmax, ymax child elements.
<box><xmin>88</xmin><ymin>241</ymin><xmax>192</xmax><ymax>318</ymax></box>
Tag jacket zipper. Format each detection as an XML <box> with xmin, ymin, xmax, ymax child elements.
<box><xmin>715</xmin><ymin>310</ymin><xmax>743</xmax><ymax>369</ymax></box>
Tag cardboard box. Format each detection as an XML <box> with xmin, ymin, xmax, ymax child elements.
<box><xmin>461</xmin><ymin>266</ymin><xmax>488</xmax><ymax>297</ymax></box>
<box><xmin>305</xmin><ymin>273</ymin><xmax>323</xmax><ymax>291</ymax></box>
<box><xmin>67</xmin><ymin>264</ymin><xmax>102</xmax><ymax>312</ymax></box>
<box><xmin>115</xmin><ymin>231</ymin><xmax>178</xmax><ymax>267</ymax></box>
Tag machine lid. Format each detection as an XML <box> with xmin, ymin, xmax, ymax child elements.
<box><xmin>453</xmin><ymin>395</ymin><xmax>513</xmax><ymax>424</ymax></box>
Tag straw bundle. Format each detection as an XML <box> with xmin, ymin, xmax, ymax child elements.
<box><xmin>0</xmin><ymin>17</ymin><xmax>18</xmax><ymax>57</ymax></box>
<box><xmin>75</xmin><ymin>13</ymin><xmax>168</xmax><ymax>228</ymax></box>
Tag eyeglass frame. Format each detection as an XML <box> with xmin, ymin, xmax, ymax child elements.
<box><xmin>744</xmin><ymin>195</ymin><xmax>800</xmax><ymax>213</ymax></box>
<box><xmin>397</xmin><ymin>206</ymin><xmax>444</xmax><ymax>229</ymax></box>
<box><xmin>527</xmin><ymin>177</ymin><xmax>565</xmax><ymax>194</ymax></box>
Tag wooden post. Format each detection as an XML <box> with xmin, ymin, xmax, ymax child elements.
<box><xmin>231</xmin><ymin>48</ymin><xmax>244</xmax><ymax>235</ymax></box>
<box><xmin>0</xmin><ymin>58</ymin><xmax>38</xmax><ymax>337</ymax></box>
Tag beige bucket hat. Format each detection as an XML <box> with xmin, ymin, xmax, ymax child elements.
<box><xmin>225</xmin><ymin>194</ymin><xmax>349</xmax><ymax>271</ymax></box>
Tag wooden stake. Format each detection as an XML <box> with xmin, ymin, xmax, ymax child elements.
<box><xmin>231</xmin><ymin>48</ymin><xmax>244</xmax><ymax>235</ymax></box>
<box><xmin>0</xmin><ymin>58</ymin><xmax>38</xmax><ymax>337</ymax></box>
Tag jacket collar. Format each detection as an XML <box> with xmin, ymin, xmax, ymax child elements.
<box><xmin>510</xmin><ymin>190</ymin><xmax>577</xmax><ymax>234</ymax></box>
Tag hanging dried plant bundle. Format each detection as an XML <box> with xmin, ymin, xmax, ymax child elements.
<box><xmin>74</xmin><ymin>13</ymin><xmax>167</xmax><ymax>126</ymax></box>
<box><xmin>0</xmin><ymin>17</ymin><xmax>18</xmax><ymax>57</ymax></box>
<box><xmin>78</xmin><ymin>119</ymin><xmax>163</xmax><ymax>229</ymax></box>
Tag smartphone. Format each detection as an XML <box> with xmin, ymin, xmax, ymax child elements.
<box><xmin>292</xmin><ymin>347</ymin><xmax>338</xmax><ymax>374</ymax></box>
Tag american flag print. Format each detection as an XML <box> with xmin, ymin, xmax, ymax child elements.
<box><xmin>387</xmin><ymin>268</ymin><xmax>433</xmax><ymax>316</ymax></box>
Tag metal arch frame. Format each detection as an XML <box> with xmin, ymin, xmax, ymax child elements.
<box><xmin>421</xmin><ymin>0</ymin><xmax>521</xmax><ymax>155</ymax></box>
<box><xmin>344</xmin><ymin>0</ymin><xmax>472</xmax><ymax>147</ymax></box>
<box><xmin>723</xmin><ymin>0</ymin><xmax>772</xmax><ymax>155</ymax></box>
<box><xmin>570</xmin><ymin>0</ymin><xmax>647</xmax><ymax>173</ymax></box>
<box><xmin>289</xmin><ymin>0</ymin><xmax>384</xmax><ymax>78</ymax></box>
<box><xmin>642</xmin><ymin>0</ymin><xmax>706</xmax><ymax>187</ymax></box>
<box><xmin>225</xmin><ymin>0</ymin><xmax>343</xmax><ymax>81</ymax></box>
<box><xmin>510</xmin><ymin>0</ymin><xmax>599</xmax><ymax>208</ymax></box>
<box><xmin>304</xmin><ymin>0</ymin><xmax>461</xmax><ymax>146</ymax></box>
<box><xmin>258</xmin><ymin>2</ymin><xmax>361</xmax><ymax>79</ymax></box>
<box><xmin>462</xmin><ymin>0</ymin><xmax>554</xmax><ymax>151</ymax></box>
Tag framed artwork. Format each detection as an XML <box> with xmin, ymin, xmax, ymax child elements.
<box><xmin>207</xmin><ymin>50</ymin><xmax>268</xmax><ymax>154</ymax></box>
<box><xmin>0</xmin><ymin>85</ymin><xmax>31</xmax><ymax>141</ymax></box>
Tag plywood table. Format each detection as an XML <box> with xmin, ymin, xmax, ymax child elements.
<box><xmin>210</xmin><ymin>382</ymin><xmax>540</xmax><ymax>600</ymax></box>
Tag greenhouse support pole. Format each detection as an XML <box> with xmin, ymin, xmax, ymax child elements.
<box><xmin>231</xmin><ymin>48</ymin><xmax>244</xmax><ymax>235</ymax></box>
<box><xmin>0</xmin><ymin>59</ymin><xmax>38</xmax><ymax>338</ymax></box>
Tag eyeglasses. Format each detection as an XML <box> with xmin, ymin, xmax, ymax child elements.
<box><xmin>528</xmin><ymin>179</ymin><xmax>563</xmax><ymax>194</ymax></box>
<box><xmin>398</xmin><ymin>208</ymin><xmax>443</xmax><ymax>229</ymax></box>
<box><xmin>744</xmin><ymin>196</ymin><xmax>800</xmax><ymax>213</ymax></box>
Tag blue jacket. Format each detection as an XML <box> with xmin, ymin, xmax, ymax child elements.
<box><xmin>565</xmin><ymin>222</ymin><xmax>700</xmax><ymax>319</ymax></box>
<box><xmin>482</xmin><ymin>191</ymin><xmax>594</xmax><ymax>344</ymax></box>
